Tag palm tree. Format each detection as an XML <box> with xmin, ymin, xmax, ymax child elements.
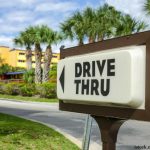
<box><xmin>14</xmin><ymin>31</ymin><xmax>33</xmax><ymax>71</ymax></box>
<box><xmin>115</xmin><ymin>14</ymin><xmax>147</xmax><ymax>36</ymax></box>
<box><xmin>144</xmin><ymin>0</ymin><xmax>150</xmax><ymax>15</ymax></box>
<box><xmin>95</xmin><ymin>4</ymin><xmax>121</xmax><ymax>41</ymax></box>
<box><xmin>41</xmin><ymin>25</ymin><xmax>62</xmax><ymax>82</ymax></box>
<box><xmin>25</xmin><ymin>26</ymin><xmax>43</xmax><ymax>83</ymax></box>
<box><xmin>60</xmin><ymin>11</ymin><xmax>85</xmax><ymax>45</ymax></box>
<box><xmin>60</xmin><ymin>4</ymin><xmax>121</xmax><ymax>44</ymax></box>
<box><xmin>83</xmin><ymin>7</ymin><xmax>97</xmax><ymax>43</ymax></box>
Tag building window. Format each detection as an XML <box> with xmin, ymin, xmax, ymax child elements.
<box><xmin>19</xmin><ymin>52</ymin><xmax>25</xmax><ymax>55</ymax></box>
<box><xmin>18</xmin><ymin>60</ymin><xmax>25</xmax><ymax>63</ymax></box>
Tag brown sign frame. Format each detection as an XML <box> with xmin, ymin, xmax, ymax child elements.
<box><xmin>59</xmin><ymin>31</ymin><xmax>150</xmax><ymax>121</ymax></box>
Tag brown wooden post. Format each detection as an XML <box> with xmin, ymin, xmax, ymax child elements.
<box><xmin>92</xmin><ymin>116</ymin><xmax>126</xmax><ymax>150</ymax></box>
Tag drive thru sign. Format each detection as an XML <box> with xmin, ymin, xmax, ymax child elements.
<box><xmin>57</xmin><ymin>45</ymin><xmax>145</xmax><ymax>108</ymax></box>
<box><xmin>58</xmin><ymin>31</ymin><xmax>150</xmax><ymax>150</ymax></box>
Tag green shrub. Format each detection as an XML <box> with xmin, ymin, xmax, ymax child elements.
<box><xmin>49</xmin><ymin>64</ymin><xmax>57</xmax><ymax>83</ymax></box>
<box><xmin>23</xmin><ymin>69</ymin><xmax>35</xmax><ymax>84</ymax></box>
<box><xmin>3</xmin><ymin>83</ymin><xmax>22</xmax><ymax>95</ymax></box>
<box><xmin>0</xmin><ymin>82</ymin><xmax>5</xmax><ymax>94</ymax></box>
<box><xmin>36</xmin><ymin>83</ymin><xmax>56</xmax><ymax>98</ymax></box>
<box><xmin>20</xmin><ymin>84</ymin><xmax>36</xmax><ymax>97</ymax></box>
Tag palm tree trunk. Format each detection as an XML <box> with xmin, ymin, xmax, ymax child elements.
<box><xmin>97</xmin><ymin>35</ymin><xmax>103</xmax><ymax>42</ymax></box>
<box><xmin>42</xmin><ymin>45</ymin><xmax>52</xmax><ymax>83</ymax></box>
<box><xmin>88</xmin><ymin>37</ymin><xmax>95</xmax><ymax>43</ymax></box>
<box><xmin>35</xmin><ymin>43</ymin><xmax>42</xmax><ymax>83</ymax></box>
<box><xmin>26</xmin><ymin>48</ymin><xmax>32</xmax><ymax>70</ymax></box>
<box><xmin>78</xmin><ymin>39</ymin><xmax>83</xmax><ymax>46</ymax></box>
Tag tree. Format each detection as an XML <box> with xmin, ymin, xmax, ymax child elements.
<box><xmin>25</xmin><ymin>26</ymin><xmax>43</xmax><ymax>83</ymax></box>
<box><xmin>61</xmin><ymin>4</ymin><xmax>147</xmax><ymax>45</ymax></box>
<box><xmin>95</xmin><ymin>4</ymin><xmax>122</xmax><ymax>41</ymax></box>
<box><xmin>14</xmin><ymin>25</ymin><xmax>62</xmax><ymax>84</ymax></box>
<box><xmin>144</xmin><ymin>0</ymin><xmax>150</xmax><ymax>15</ymax></box>
<box><xmin>83</xmin><ymin>7</ymin><xmax>97</xmax><ymax>43</ymax></box>
<box><xmin>14</xmin><ymin>31</ymin><xmax>33</xmax><ymax>71</ymax></box>
<box><xmin>41</xmin><ymin>25</ymin><xmax>62</xmax><ymax>82</ymax></box>
<box><xmin>115</xmin><ymin>14</ymin><xmax>147</xmax><ymax>36</ymax></box>
<box><xmin>60</xmin><ymin>4</ymin><xmax>121</xmax><ymax>44</ymax></box>
<box><xmin>60</xmin><ymin>11</ymin><xmax>85</xmax><ymax>45</ymax></box>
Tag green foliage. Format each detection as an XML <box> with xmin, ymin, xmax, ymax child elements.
<box><xmin>0</xmin><ymin>64</ymin><xmax>12</xmax><ymax>75</ymax></box>
<box><xmin>49</xmin><ymin>64</ymin><xmax>57</xmax><ymax>80</ymax></box>
<box><xmin>0</xmin><ymin>82</ymin><xmax>36</xmax><ymax>97</ymax></box>
<box><xmin>0</xmin><ymin>82</ymin><xmax>5</xmax><ymax>94</ymax></box>
<box><xmin>60</xmin><ymin>4</ymin><xmax>147</xmax><ymax>44</ymax></box>
<box><xmin>23</xmin><ymin>69</ymin><xmax>35</xmax><ymax>83</ymax></box>
<box><xmin>115</xmin><ymin>14</ymin><xmax>147</xmax><ymax>36</ymax></box>
<box><xmin>144</xmin><ymin>0</ymin><xmax>150</xmax><ymax>15</ymax></box>
<box><xmin>36</xmin><ymin>82</ymin><xmax>57</xmax><ymax>98</ymax></box>
<box><xmin>2</xmin><ymin>83</ymin><xmax>23</xmax><ymax>95</ymax></box>
<box><xmin>0</xmin><ymin>82</ymin><xmax>57</xmax><ymax>98</ymax></box>
<box><xmin>0</xmin><ymin>63</ymin><xmax>25</xmax><ymax>75</ymax></box>
<box><xmin>20</xmin><ymin>84</ymin><xmax>36</xmax><ymax>97</ymax></box>
<box><xmin>11</xmin><ymin>67</ymin><xmax>26</xmax><ymax>72</ymax></box>
<box><xmin>60</xmin><ymin>10</ymin><xmax>85</xmax><ymax>45</ymax></box>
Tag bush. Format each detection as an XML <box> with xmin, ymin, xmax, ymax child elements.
<box><xmin>3</xmin><ymin>83</ymin><xmax>22</xmax><ymax>95</ymax></box>
<box><xmin>20</xmin><ymin>84</ymin><xmax>36</xmax><ymax>97</ymax></box>
<box><xmin>36</xmin><ymin>83</ymin><xmax>56</xmax><ymax>98</ymax></box>
<box><xmin>0</xmin><ymin>82</ymin><xmax>56</xmax><ymax>99</ymax></box>
<box><xmin>0</xmin><ymin>82</ymin><xmax>5</xmax><ymax>94</ymax></box>
<box><xmin>49</xmin><ymin>64</ymin><xmax>57</xmax><ymax>83</ymax></box>
<box><xmin>23</xmin><ymin>69</ymin><xmax>35</xmax><ymax>84</ymax></box>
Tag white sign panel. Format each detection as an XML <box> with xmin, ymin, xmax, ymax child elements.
<box><xmin>57</xmin><ymin>46</ymin><xmax>146</xmax><ymax>108</ymax></box>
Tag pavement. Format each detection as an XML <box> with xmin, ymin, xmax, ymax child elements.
<box><xmin>0</xmin><ymin>99</ymin><xmax>150</xmax><ymax>150</ymax></box>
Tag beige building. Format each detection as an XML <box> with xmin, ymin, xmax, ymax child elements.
<box><xmin>0</xmin><ymin>46</ymin><xmax>60</xmax><ymax>68</ymax></box>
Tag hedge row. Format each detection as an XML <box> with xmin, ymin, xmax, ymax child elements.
<box><xmin>0</xmin><ymin>82</ymin><xmax>57</xmax><ymax>98</ymax></box>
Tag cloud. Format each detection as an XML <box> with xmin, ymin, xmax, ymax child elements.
<box><xmin>0</xmin><ymin>36</ymin><xmax>13</xmax><ymax>47</ymax></box>
<box><xmin>4</xmin><ymin>10</ymin><xmax>33</xmax><ymax>23</ymax></box>
<box><xmin>52</xmin><ymin>39</ymin><xmax>78</xmax><ymax>53</ymax></box>
<box><xmin>106</xmin><ymin>0</ymin><xmax>150</xmax><ymax>26</ymax></box>
<box><xmin>0</xmin><ymin>23</ymin><xmax>28</xmax><ymax>35</ymax></box>
<box><xmin>34</xmin><ymin>19</ymin><xmax>59</xmax><ymax>31</ymax></box>
<box><xmin>0</xmin><ymin>0</ymin><xmax>35</xmax><ymax>9</ymax></box>
<box><xmin>35</xmin><ymin>1</ymin><xmax>78</xmax><ymax>12</ymax></box>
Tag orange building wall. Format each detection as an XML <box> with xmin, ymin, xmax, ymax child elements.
<box><xmin>0</xmin><ymin>46</ymin><xmax>10</xmax><ymax>64</ymax></box>
<box><xmin>0</xmin><ymin>46</ymin><xmax>60</xmax><ymax>68</ymax></box>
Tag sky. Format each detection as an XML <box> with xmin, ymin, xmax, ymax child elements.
<box><xmin>0</xmin><ymin>0</ymin><xmax>149</xmax><ymax>52</ymax></box>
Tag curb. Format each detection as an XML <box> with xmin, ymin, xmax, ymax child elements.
<box><xmin>20</xmin><ymin>116</ymin><xmax>102</xmax><ymax>150</ymax></box>
<box><xmin>0</xmin><ymin>98</ymin><xmax>58</xmax><ymax>105</ymax></box>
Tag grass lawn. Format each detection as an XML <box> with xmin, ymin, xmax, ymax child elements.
<box><xmin>0</xmin><ymin>94</ymin><xmax>58</xmax><ymax>103</ymax></box>
<box><xmin>0</xmin><ymin>113</ymin><xmax>80</xmax><ymax>150</ymax></box>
